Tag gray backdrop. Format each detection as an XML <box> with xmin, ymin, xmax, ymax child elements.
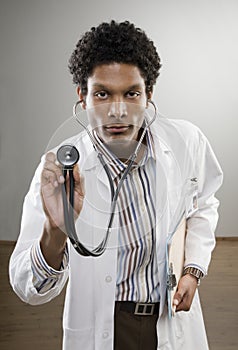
<box><xmin>0</xmin><ymin>0</ymin><xmax>237</xmax><ymax>240</ymax></box>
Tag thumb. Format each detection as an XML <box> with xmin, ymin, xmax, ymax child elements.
<box><xmin>173</xmin><ymin>289</ymin><xmax>184</xmax><ymax>307</ymax></box>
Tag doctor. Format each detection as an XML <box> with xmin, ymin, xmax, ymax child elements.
<box><xmin>9</xmin><ymin>20</ymin><xmax>223</xmax><ymax>349</ymax></box>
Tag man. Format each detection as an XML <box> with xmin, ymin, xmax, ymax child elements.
<box><xmin>9</xmin><ymin>21</ymin><xmax>223</xmax><ymax>349</ymax></box>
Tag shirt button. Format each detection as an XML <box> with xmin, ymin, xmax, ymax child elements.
<box><xmin>105</xmin><ymin>275</ymin><xmax>112</xmax><ymax>283</ymax></box>
<box><xmin>102</xmin><ymin>331</ymin><xmax>109</xmax><ymax>339</ymax></box>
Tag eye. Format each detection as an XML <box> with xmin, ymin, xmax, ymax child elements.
<box><xmin>94</xmin><ymin>91</ymin><xmax>109</xmax><ymax>100</ymax></box>
<box><xmin>126</xmin><ymin>91</ymin><xmax>141</xmax><ymax>99</ymax></box>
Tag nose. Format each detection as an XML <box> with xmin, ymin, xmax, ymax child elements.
<box><xmin>108</xmin><ymin>102</ymin><xmax>128</xmax><ymax>120</ymax></box>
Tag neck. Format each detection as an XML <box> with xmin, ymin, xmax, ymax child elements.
<box><xmin>105</xmin><ymin>139</ymin><xmax>147</xmax><ymax>165</ymax></box>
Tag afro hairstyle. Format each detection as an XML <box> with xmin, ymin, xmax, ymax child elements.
<box><xmin>68</xmin><ymin>20</ymin><xmax>162</xmax><ymax>95</ymax></box>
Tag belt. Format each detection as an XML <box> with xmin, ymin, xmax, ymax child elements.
<box><xmin>115</xmin><ymin>301</ymin><xmax>160</xmax><ymax>316</ymax></box>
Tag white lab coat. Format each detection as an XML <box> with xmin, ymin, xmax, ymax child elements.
<box><xmin>9</xmin><ymin>117</ymin><xmax>223</xmax><ymax>350</ymax></box>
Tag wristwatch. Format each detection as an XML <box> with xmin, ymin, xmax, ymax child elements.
<box><xmin>183</xmin><ymin>267</ymin><xmax>204</xmax><ymax>286</ymax></box>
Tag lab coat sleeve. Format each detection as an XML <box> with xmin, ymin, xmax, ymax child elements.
<box><xmin>184</xmin><ymin>130</ymin><xmax>223</xmax><ymax>274</ymax></box>
<box><xmin>9</xmin><ymin>160</ymin><xmax>69</xmax><ymax>305</ymax></box>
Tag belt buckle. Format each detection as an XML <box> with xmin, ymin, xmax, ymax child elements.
<box><xmin>134</xmin><ymin>303</ymin><xmax>155</xmax><ymax>316</ymax></box>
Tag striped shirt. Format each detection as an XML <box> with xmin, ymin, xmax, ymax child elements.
<box><xmin>30</xmin><ymin>240</ymin><xmax>68</xmax><ymax>293</ymax></box>
<box><xmin>93</xmin><ymin>130</ymin><xmax>160</xmax><ymax>302</ymax></box>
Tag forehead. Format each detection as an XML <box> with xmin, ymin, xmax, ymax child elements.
<box><xmin>87</xmin><ymin>63</ymin><xmax>146</xmax><ymax>89</ymax></box>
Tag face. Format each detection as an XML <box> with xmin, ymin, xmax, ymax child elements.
<box><xmin>77</xmin><ymin>63</ymin><xmax>152</xmax><ymax>146</ymax></box>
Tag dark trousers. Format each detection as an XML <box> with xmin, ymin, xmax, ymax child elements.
<box><xmin>114</xmin><ymin>302</ymin><xmax>158</xmax><ymax>350</ymax></box>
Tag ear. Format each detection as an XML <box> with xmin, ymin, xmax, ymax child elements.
<box><xmin>146</xmin><ymin>90</ymin><xmax>153</xmax><ymax>106</ymax></box>
<box><xmin>76</xmin><ymin>87</ymin><xmax>87</xmax><ymax>109</ymax></box>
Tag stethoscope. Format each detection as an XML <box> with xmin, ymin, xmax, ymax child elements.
<box><xmin>56</xmin><ymin>100</ymin><xmax>157</xmax><ymax>257</ymax></box>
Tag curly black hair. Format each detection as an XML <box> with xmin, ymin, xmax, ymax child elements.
<box><xmin>68</xmin><ymin>20</ymin><xmax>162</xmax><ymax>95</ymax></box>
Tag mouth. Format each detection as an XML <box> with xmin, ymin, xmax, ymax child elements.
<box><xmin>104</xmin><ymin>124</ymin><xmax>131</xmax><ymax>134</ymax></box>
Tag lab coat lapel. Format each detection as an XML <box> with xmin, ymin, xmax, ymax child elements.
<box><xmin>152</xmin><ymin>123</ymin><xmax>184</xmax><ymax>316</ymax></box>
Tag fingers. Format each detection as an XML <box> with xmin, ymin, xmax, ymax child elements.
<box><xmin>173</xmin><ymin>274</ymin><xmax>197</xmax><ymax>313</ymax></box>
<box><xmin>173</xmin><ymin>290</ymin><xmax>185</xmax><ymax>313</ymax></box>
<box><xmin>41</xmin><ymin>151</ymin><xmax>84</xmax><ymax>217</ymax></box>
<box><xmin>173</xmin><ymin>291</ymin><xmax>190</xmax><ymax>312</ymax></box>
<box><xmin>41</xmin><ymin>152</ymin><xmax>85</xmax><ymax>194</ymax></box>
<box><xmin>41</xmin><ymin>152</ymin><xmax>65</xmax><ymax>187</ymax></box>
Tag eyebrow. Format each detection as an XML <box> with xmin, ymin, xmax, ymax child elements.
<box><xmin>91</xmin><ymin>83</ymin><xmax>144</xmax><ymax>91</ymax></box>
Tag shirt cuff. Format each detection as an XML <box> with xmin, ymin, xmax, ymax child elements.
<box><xmin>30</xmin><ymin>240</ymin><xmax>69</xmax><ymax>293</ymax></box>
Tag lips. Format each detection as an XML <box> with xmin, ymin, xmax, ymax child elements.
<box><xmin>104</xmin><ymin>124</ymin><xmax>130</xmax><ymax>133</ymax></box>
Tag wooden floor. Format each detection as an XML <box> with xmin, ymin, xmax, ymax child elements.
<box><xmin>0</xmin><ymin>240</ymin><xmax>237</xmax><ymax>350</ymax></box>
<box><xmin>199</xmin><ymin>239</ymin><xmax>238</xmax><ymax>350</ymax></box>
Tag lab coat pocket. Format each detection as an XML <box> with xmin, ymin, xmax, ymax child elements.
<box><xmin>157</xmin><ymin>306</ymin><xmax>185</xmax><ymax>349</ymax></box>
<box><xmin>173</xmin><ymin>311</ymin><xmax>184</xmax><ymax>340</ymax></box>
<box><xmin>63</xmin><ymin>327</ymin><xmax>95</xmax><ymax>350</ymax></box>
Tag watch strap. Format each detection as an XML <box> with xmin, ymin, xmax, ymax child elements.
<box><xmin>183</xmin><ymin>267</ymin><xmax>204</xmax><ymax>285</ymax></box>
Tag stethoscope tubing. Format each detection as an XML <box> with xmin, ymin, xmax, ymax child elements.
<box><xmin>60</xmin><ymin>152</ymin><xmax>136</xmax><ymax>257</ymax></box>
<box><xmin>60</xmin><ymin>101</ymin><xmax>157</xmax><ymax>257</ymax></box>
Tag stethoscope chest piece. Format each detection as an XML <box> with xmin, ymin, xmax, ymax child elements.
<box><xmin>57</xmin><ymin>144</ymin><xmax>79</xmax><ymax>168</ymax></box>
